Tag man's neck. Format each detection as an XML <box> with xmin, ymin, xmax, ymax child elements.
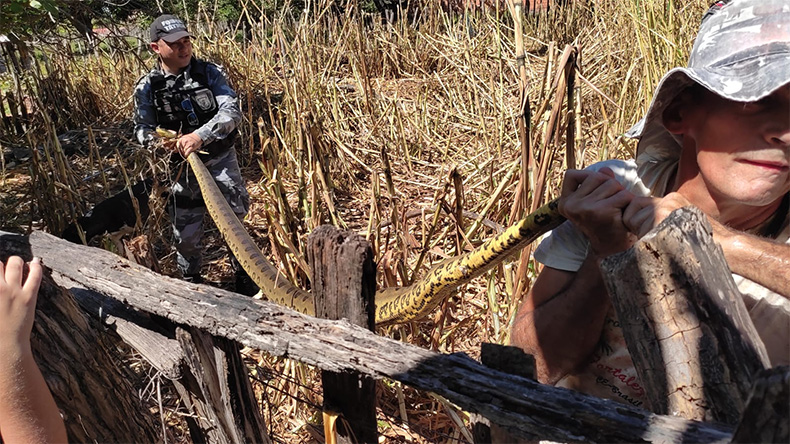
<box><xmin>159</xmin><ymin>60</ymin><xmax>188</xmax><ymax>76</ymax></box>
<box><xmin>674</xmin><ymin>178</ymin><xmax>782</xmax><ymax>231</ymax></box>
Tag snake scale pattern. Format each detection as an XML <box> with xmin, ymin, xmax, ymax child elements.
<box><xmin>187</xmin><ymin>154</ymin><xmax>566</xmax><ymax>324</ymax></box>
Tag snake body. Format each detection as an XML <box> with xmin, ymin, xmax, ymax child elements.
<box><xmin>187</xmin><ymin>153</ymin><xmax>565</xmax><ymax>324</ymax></box>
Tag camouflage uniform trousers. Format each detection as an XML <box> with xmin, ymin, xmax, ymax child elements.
<box><xmin>170</xmin><ymin>147</ymin><xmax>250</xmax><ymax>276</ymax></box>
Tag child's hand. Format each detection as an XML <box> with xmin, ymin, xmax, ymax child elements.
<box><xmin>0</xmin><ymin>256</ymin><xmax>67</xmax><ymax>444</ymax></box>
<box><xmin>0</xmin><ymin>256</ymin><xmax>42</xmax><ymax>356</ymax></box>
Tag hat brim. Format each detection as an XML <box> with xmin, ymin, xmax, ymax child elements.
<box><xmin>159</xmin><ymin>30</ymin><xmax>192</xmax><ymax>43</ymax></box>
<box><xmin>693</xmin><ymin>49</ymin><xmax>790</xmax><ymax>103</ymax></box>
<box><xmin>627</xmin><ymin>52</ymin><xmax>790</xmax><ymax>162</ymax></box>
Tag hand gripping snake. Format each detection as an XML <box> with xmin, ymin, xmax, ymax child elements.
<box><xmin>186</xmin><ymin>153</ymin><xmax>565</xmax><ymax>324</ymax></box>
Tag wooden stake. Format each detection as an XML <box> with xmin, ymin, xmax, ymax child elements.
<box><xmin>601</xmin><ymin>207</ymin><xmax>770</xmax><ymax>424</ymax></box>
<box><xmin>308</xmin><ymin>225</ymin><xmax>378</xmax><ymax>444</ymax></box>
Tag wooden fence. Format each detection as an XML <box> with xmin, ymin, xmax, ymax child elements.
<box><xmin>0</xmin><ymin>206</ymin><xmax>787</xmax><ymax>443</ymax></box>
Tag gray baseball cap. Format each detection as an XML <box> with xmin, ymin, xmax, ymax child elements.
<box><xmin>149</xmin><ymin>14</ymin><xmax>193</xmax><ymax>43</ymax></box>
<box><xmin>627</xmin><ymin>0</ymin><xmax>790</xmax><ymax>163</ymax></box>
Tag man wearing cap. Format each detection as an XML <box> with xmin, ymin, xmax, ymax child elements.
<box><xmin>511</xmin><ymin>0</ymin><xmax>789</xmax><ymax>408</ymax></box>
<box><xmin>134</xmin><ymin>14</ymin><xmax>254</xmax><ymax>291</ymax></box>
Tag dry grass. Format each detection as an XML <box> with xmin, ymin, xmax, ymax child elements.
<box><xmin>0</xmin><ymin>0</ymin><xmax>710</xmax><ymax>442</ymax></box>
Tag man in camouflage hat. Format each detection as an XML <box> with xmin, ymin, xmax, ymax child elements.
<box><xmin>511</xmin><ymin>0</ymin><xmax>790</xmax><ymax>407</ymax></box>
<box><xmin>134</xmin><ymin>14</ymin><xmax>254</xmax><ymax>292</ymax></box>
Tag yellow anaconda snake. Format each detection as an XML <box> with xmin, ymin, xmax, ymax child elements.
<box><xmin>186</xmin><ymin>152</ymin><xmax>565</xmax><ymax>324</ymax></box>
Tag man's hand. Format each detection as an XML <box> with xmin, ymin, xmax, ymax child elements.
<box><xmin>177</xmin><ymin>133</ymin><xmax>203</xmax><ymax>157</ymax></box>
<box><xmin>622</xmin><ymin>192</ymin><xmax>693</xmax><ymax>237</ymax></box>
<box><xmin>0</xmin><ymin>256</ymin><xmax>42</xmax><ymax>357</ymax></box>
<box><xmin>559</xmin><ymin>168</ymin><xmax>637</xmax><ymax>258</ymax></box>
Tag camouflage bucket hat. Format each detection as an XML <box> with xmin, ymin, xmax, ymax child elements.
<box><xmin>626</xmin><ymin>0</ymin><xmax>790</xmax><ymax>163</ymax></box>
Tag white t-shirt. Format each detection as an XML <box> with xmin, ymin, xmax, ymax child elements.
<box><xmin>534</xmin><ymin>158</ymin><xmax>790</xmax><ymax>408</ymax></box>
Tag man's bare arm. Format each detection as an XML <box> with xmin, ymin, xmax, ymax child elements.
<box><xmin>623</xmin><ymin>194</ymin><xmax>790</xmax><ymax>298</ymax></box>
<box><xmin>719</xmin><ymin>229</ymin><xmax>790</xmax><ymax>298</ymax></box>
<box><xmin>510</xmin><ymin>256</ymin><xmax>611</xmax><ymax>384</ymax></box>
<box><xmin>512</xmin><ymin>167</ymin><xmax>637</xmax><ymax>383</ymax></box>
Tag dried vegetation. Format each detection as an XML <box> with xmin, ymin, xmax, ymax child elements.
<box><xmin>0</xmin><ymin>0</ymin><xmax>708</xmax><ymax>442</ymax></box>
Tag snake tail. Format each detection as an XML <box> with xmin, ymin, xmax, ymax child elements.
<box><xmin>374</xmin><ymin>199</ymin><xmax>564</xmax><ymax>324</ymax></box>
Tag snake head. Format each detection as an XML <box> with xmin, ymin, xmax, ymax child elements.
<box><xmin>155</xmin><ymin>127</ymin><xmax>179</xmax><ymax>139</ymax></box>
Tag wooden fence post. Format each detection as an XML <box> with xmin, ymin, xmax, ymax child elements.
<box><xmin>174</xmin><ymin>327</ymin><xmax>270</xmax><ymax>444</ymax></box>
<box><xmin>731</xmin><ymin>366</ymin><xmax>789</xmax><ymax>443</ymax></box>
<box><xmin>473</xmin><ymin>343</ymin><xmax>537</xmax><ymax>443</ymax></box>
<box><xmin>600</xmin><ymin>207</ymin><xmax>770</xmax><ymax>425</ymax></box>
<box><xmin>308</xmin><ymin>225</ymin><xmax>378</xmax><ymax>444</ymax></box>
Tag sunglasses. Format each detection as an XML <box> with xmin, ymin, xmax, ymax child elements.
<box><xmin>180</xmin><ymin>98</ymin><xmax>199</xmax><ymax>126</ymax></box>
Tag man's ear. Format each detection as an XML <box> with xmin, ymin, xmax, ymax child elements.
<box><xmin>662</xmin><ymin>90</ymin><xmax>692</xmax><ymax>135</ymax></box>
<box><xmin>150</xmin><ymin>41</ymin><xmax>160</xmax><ymax>55</ymax></box>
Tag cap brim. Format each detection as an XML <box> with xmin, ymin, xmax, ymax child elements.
<box><xmin>160</xmin><ymin>30</ymin><xmax>192</xmax><ymax>43</ymax></box>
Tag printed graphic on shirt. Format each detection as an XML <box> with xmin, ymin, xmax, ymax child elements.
<box><xmin>554</xmin><ymin>310</ymin><xmax>648</xmax><ymax>408</ymax></box>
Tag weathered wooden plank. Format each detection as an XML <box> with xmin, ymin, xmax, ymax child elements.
<box><xmin>74</xmin><ymin>266</ymin><xmax>270</xmax><ymax>444</ymax></box>
<box><xmin>66</xmin><ymin>281</ymin><xmax>184</xmax><ymax>379</ymax></box>
<box><xmin>601</xmin><ymin>207</ymin><xmax>770</xmax><ymax>425</ymax></box>
<box><xmin>0</xmin><ymin>233</ymin><xmax>161</xmax><ymax>442</ymax></box>
<box><xmin>8</xmin><ymin>230</ymin><xmax>735</xmax><ymax>443</ymax></box>
<box><xmin>2</xmin><ymin>232</ymin><xmax>269</xmax><ymax>443</ymax></box>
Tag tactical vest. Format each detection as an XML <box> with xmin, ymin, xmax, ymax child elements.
<box><xmin>149</xmin><ymin>58</ymin><xmax>219</xmax><ymax>134</ymax></box>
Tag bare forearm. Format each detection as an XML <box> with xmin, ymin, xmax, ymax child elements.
<box><xmin>0</xmin><ymin>350</ymin><xmax>67</xmax><ymax>443</ymax></box>
<box><xmin>511</xmin><ymin>256</ymin><xmax>611</xmax><ymax>384</ymax></box>
<box><xmin>722</xmin><ymin>232</ymin><xmax>790</xmax><ymax>298</ymax></box>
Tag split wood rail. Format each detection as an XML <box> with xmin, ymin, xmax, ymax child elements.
<box><xmin>0</xmin><ymin>206</ymin><xmax>786</xmax><ymax>443</ymax></box>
